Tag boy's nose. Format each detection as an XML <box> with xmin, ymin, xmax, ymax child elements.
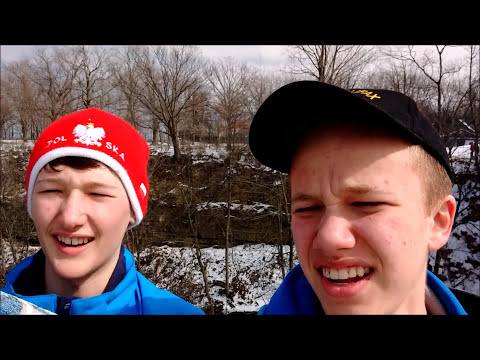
<box><xmin>58</xmin><ymin>192</ymin><xmax>87</xmax><ymax>230</ymax></box>
<box><xmin>313</xmin><ymin>211</ymin><xmax>356</xmax><ymax>252</ymax></box>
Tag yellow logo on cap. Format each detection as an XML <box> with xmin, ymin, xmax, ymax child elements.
<box><xmin>352</xmin><ymin>89</ymin><xmax>381</xmax><ymax>100</ymax></box>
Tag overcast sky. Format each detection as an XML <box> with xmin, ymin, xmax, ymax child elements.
<box><xmin>0</xmin><ymin>45</ymin><xmax>290</xmax><ymax>72</ymax></box>
<box><xmin>1</xmin><ymin>45</ymin><xmax>471</xmax><ymax>75</ymax></box>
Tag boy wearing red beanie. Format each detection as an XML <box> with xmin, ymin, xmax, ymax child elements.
<box><xmin>1</xmin><ymin>108</ymin><xmax>205</xmax><ymax>315</ymax></box>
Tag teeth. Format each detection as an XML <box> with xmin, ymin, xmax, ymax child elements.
<box><xmin>338</xmin><ymin>269</ymin><xmax>349</xmax><ymax>280</ymax></box>
<box><xmin>357</xmin><ymin>267</ymin><xmax>364</xmax><ymax>277</ymax></box>
<box><xmin>322</xmin><ymin>266</ymin><xmax>371</xmax><ymax>280</ymax></box>
<box><xmin>57</xmin><ymin>236</ymin><xmax>91</xmax><ymax>246</ymax></box>
<box><xmin>330</xmin><ymin>269</ymin><xmax>338</xmax><ymax>280</ymax></box>
<box><xmin>58</xmin><ymin>236</ymin><xmax>72</xmax><ymax>245</ymax></box>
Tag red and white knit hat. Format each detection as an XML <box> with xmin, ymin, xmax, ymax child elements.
<box><xmin>26</xmin><ymin>107</ymin><xmax>150</xmax><ymax>229</ymax></box>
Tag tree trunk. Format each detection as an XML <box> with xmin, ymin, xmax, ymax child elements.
<box><xmin>136</xmin><ymin>235</ymin><xmax>141</xmax><ymax>269</ymax></box>
<box><xmin>225</xmin><ymin>156</ymin><xmax>232</xmax><ymax>302</ymax></box>
<box><xmin>0</xmin><ymin>231</ymin><xmax>4</xmax><ymax>279</ymax></box>
<box><xmin>279</xmin><ymin>173</ymin><xmax>294</xmax><ymax>271</ymax></box>
<box><xmin>181</xmin><ymin>175</ymin><xmax>215</xmax><ymax>314</ymax></box>
<box><xmin>187</xmin><ymin>210</ymin><xmax>214</xmax><ymax>314</ymax></box>
<box><xmin>0</xmin><ymin>151</ymin><xmax>3</xmax><ymax>278</ymax></box>
<box><xmin>193</xmin><ymin>244</ymin><xmax>214</xmax><ymax>314</ymax></box>
<box><xmin>433</xmin><ymin>250</ymin><xmax>443</xmax><ymax>279</ymax></box>
<box><xmin>169</xmin><ymin>121</ymin><xmax>182</xmax><ymax>161</ymax></box>
<box><xmin>277</xmin><ymin>180</ymin><xmax>285</xmax><ymax>278</ymax></box>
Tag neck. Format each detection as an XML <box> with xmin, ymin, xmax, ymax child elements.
<box><xmin>391</xmin><ymin>275</ymin><xmax>429</xmax><ymax>314</ymax></box>
<box><xmin>425</xmin><ymin>283</ymin><xmax>447</xmax><ymax>315</ymax></box>
<box><xmin>44</xmin><ymin>248</ymin><xmax>121</xmax><ymax>298</ymax></box>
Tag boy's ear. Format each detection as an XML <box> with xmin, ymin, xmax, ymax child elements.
<box><xmin>129</xmin><ymin>209</ymin><xmax>135</xmax><ymax>225</ymax></box>
<box><xmin>428</xmin><ymin>195</ymin><xmax>456</xmax><ymax>252</ymax></box>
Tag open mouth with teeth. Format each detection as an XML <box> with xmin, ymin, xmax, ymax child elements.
<box><xmin>57</xmin><ymin>236</ymin><xmax>93</xmax><ymax>247</ymax></box>
<box><xmin>321</xmin><ymin>266</ymin><xmax>372</xmax><ymax>285</ymax></box>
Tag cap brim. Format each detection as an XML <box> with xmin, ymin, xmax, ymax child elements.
<box><xmin>249</xmin><ymin>81</ymin><xmax>421</xmax><ymax>173</ymax></box>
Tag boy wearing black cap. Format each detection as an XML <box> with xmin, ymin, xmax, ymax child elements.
<box><xmin>249</xmin><ymin>81</ymin><xmax>473</xmax><ymax>314</ymax></box>
<box><xmin>1</xmin><ymin>108</ymin><xmax>205</xmax><ymax>315</ymax></box>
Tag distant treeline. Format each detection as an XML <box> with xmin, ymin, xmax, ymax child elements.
<box><xmin>1</xmin><ymin>45</ymin><xmax>478</xmax><ymax>161</ymax></box>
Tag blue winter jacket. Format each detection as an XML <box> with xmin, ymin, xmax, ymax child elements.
<box><xmin>1</xmin><ymin>245</ymin><xmax>205</xmax><ymax>315</ymax></box>
<box><xmin>257</xmin><ymin>264</ymin><xmax>468</xmax><ymax>315</ymax></box>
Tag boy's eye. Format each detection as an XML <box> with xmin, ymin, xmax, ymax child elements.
<box><xmin>352</xmin><ymin>202</ymin><xmax>385</xmax><ymax>207</ymax></box>
<box><xmin>295</xmin><ymin>206</ymin><xmax>322</xmax><ymax>213</ymax></box>
<box><xmin>90</xmin><ymin>192</ymin><xmax>113</xmax><ymax>197</ymax></box>
<box><xmin>40</xmin><ymin>189</ymin><xmax>61</xmax><ymax>193</ymax></box>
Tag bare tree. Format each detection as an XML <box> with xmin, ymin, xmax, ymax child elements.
<box><xmin>178</xmin><ymin>88</ymin><xmax>210</xmax><ymax>144</ymax></box>
<box><xmin>205</xmin><ymin>57</ymin><xmax>252</xmax><ymax>300</ymax></box>
<box><xmin>286</xmin><ymin>45</ymin><xmax>377</xmax><ymax>88</ymax></box>
<box><xmin>177</xmin><ymin>166</ymin><xmax>215</xmax><ymax>314</ymax></box>
<box><xmin>245</xmin><ymin>69</ymin><xmax>293</xmax><ymax>120</ymax></box>
<box><xmin>133</xmin><ymin>46</ymin><xmax>205</xmax><ymax>157</ymax></box>
<box><xmin>465</xmin><ymin>45</ymin><xmax>480</xmax><ymax>174</ymax></box>
<box><xmin>110</xmin><ymin>46</ymin><xmax>145</xmax><ymax>129</ymax></box>
<box><xmin>278</xmin><ymin>172</ymin><xmax>294</xmax><ymax>271</ymax></box>
<box><xmin>244</xmin><ymin>70</ymin><xmax>275</xmax><ymax>119</ymax></box>
<box><xmin>0</xmin><ymin>138</ymin><xmax>4</xmax><ymax>279</ymax></box>
<box><xmin>206</xmin><ymin>57</ymin><xmax>251</xmax><ymax>153</ymax></box>
<box><xmin>2</xmin><ymin>60</ymin><xmax>41</xmax><ymax>139</ymax></box>
<box><xmin>365</xmin><ymin>58</ymin><xmax>434</xmax><ymax>103</ymax></box>
<box><xmin>380</xmin><ymin>46</ymin><xmax>463</xmax><ymax>129</ymax></box>
<box><xmin>28</xmin><ymin>47</ymin><xmax>81</xmax><ymax>123</ymax></box>
<box><xmin>72</xmin><ymin>45</ymin><xmax>115</xmax><ymax>109</ymax></box>
<box><xmin>0</xmin><ymin>76</ymin><xmax>16</xmax><ymax>139</ymax></box>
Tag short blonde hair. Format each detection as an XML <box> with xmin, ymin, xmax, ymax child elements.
<box><xmin>408</xmin><ymin>145</ymin><xmax>453</xmax><ymax>214</ymax></box>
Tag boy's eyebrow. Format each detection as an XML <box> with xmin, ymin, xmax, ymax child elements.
<box><xmin>35</xmin><ymin>178</ymin><xmax>119</xmax><ymax>189</ymax></box>
<box><xmin>291</xmin><ymin>193</ymin><xmax>316</xmax><ymax>203</ymax></box>
<box><xmin>344</xmin><ymin>185</ymin><xmax>376</xmax><ymax>195</ymax></box>
<box><xmin>35</xmin><ymin>178</ymin><xmax>62</xmax><ymax>185</ymax></box>
<box><xmin>86</xmin><ymin>182</ymin><xmax>120</xmax><ymax>189</ymax></box>
<box><xmin>344</xmin><ymin>185</ymin><xmax>395</xmax><ymax>196</ymax></box>
<box><xmin>292</xmin><ymin>185</ymin><xmax>392</xmax><ymax>203</ymax></box>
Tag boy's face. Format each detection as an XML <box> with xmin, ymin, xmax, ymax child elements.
<box><xmin>289</xmin><ymin>125</ymin><xmax>450</xmax><ymax>314</ymax></box>
<box><xmin>31</xmin><ymin>162</ymin><xmax>134</xmax><ymax>287</ymax></box>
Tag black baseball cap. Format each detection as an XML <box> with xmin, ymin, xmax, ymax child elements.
<box><xmin>248</xmin><ymin>80</ymin><xmax>454</xmax><ymax>182</ymax></box>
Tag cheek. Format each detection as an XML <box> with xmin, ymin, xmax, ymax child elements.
<box><xmin>361</xmin><ymin>216</ymin><xmax>399</xmax><ymax>252</ymax></box>
<box><xmin>31</xmin><ymin>199</ymin><xmax>56</xmax><ymax>249</ymax></box>
<box><xmin>361</xmin><ymin>210</ymin><xmax>429</xmax><ymax>257</ymax></box>
<box><xmin>31</xmin><ymin>197</ymin><xmax>55</xmax><ymax>228</ymax></box>
<box><xmin>291</xmin><ymin>218</ymin><xmax>317</xmax><ymax>257</ymax></box>
<box><xmin>96</xmin><ymin>200</ymin><xmax>132</xmax><ymax>230</ymax></box>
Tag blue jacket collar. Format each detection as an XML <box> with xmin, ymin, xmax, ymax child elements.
<box><xmin>259</xmin><ymin>264</ymin><xmax>468</xmax><ymax>315</ymax></box>
<box><xmin>258</xmin><ymin>264</ymin><xmax>323</xmax><ymax>315</ymax></box>
<box><xmin>3</xmin><ymin>246</ymin><xmax>205</xmax><ymax>315</ymax></box>
<box><xmin>10</xmin><ymin>246</ymin><xmax>126</xmax><ymax>297</ymax></box>
<box><xmin>4</xmin><ymin>245</ymin><xmax>128</xmax><ymax>314</ymax></box>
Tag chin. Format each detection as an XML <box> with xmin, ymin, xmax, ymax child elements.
<box><xmin>51</xmin><ymin>259</ymin><xmax>93</xmax><ymax>282</ymax></box>
<box><xmin>322</xmin><ymin>302</ymin><xmax>380</xmax><ymax>315</ymax></box>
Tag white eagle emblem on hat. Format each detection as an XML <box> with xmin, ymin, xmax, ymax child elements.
<box><xmin>73</xmin><ymin>122</ymin><xmax>105</xmax><ymax>147</ymax></box>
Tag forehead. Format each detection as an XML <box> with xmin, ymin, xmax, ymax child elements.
<box><xmin>293</xmin><ymin>121</ymin><xmax>413</xmax><ymax>162</ymax></box>
<box><xmin>36</xmin><ymin>162</ymin><xmax>122</xmax><ymax>185</ymax></box>
<box><xmin>290</xmin><ymin>125</ymin><xmax>419</xmax><ymax>194</ymax></box>
<box><xmin>301</xmin><ymin>120</ymin><xmax>409</xmax><ymax>146</ymax></box>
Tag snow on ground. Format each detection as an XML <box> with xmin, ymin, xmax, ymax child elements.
<box><xmin>1</xmin><ymin>242</ymin><xmax>297</xmax><ymax>313</ymax></box>
<box><xmin>196</xmin><ymin>201</ymin><xmax>275</xmax><ymax>214</ymax></box>
<box><xmin>451</xmin><ymin>143</ymin><xmax>475</xmax><ymax>159</ymax></box>
<box><xmin>139</xmin><ymin>243</ymin><xmax>298</xmax><ymax>313</ymax></box>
